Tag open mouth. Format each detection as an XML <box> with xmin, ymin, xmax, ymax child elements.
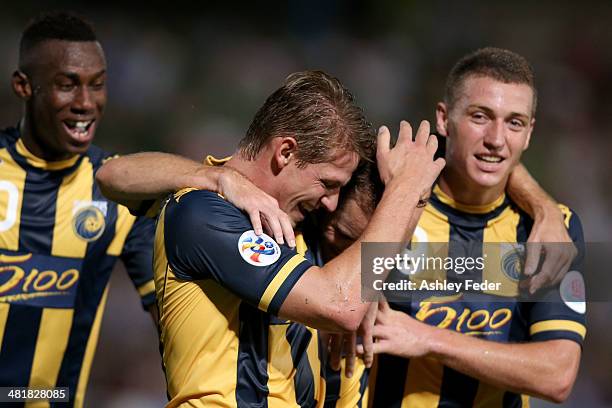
<box><xmin>63</xmin><ymin>119</ymin><xmax>95</xmax><ymax>143</ymax></box>
<box><xmin>474</xmin><ymin>154</ymin><xmax>504</xmax><ymax>164</ymax></box>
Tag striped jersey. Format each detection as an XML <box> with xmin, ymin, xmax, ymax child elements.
<box><xmin>0</xmin><ymin>127</ymin><xmax>155</xmax><ymax>407</ymax></box>
<box><xmin>369</xmin><ymin>184</ymin><xmax>586</xmax><ymax>408</ymax></box>
<box><xmin>150</xmin><ymin>156</ymin><xmax>367</xmax><ymax>408</ymax></box>
<box><xmin>155</xmin><ymin>188</ymin><xmax>330</xmax><ymax>407</ymax></box>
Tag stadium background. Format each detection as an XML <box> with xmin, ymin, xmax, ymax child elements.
<box><xmin>0</xmin><ymin>1</ymin><xmax>610</xmax><ymax>406</ymax></box>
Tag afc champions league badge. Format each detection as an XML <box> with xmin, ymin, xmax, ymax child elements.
<box><xmin>73</xmin><ymin>205</ymin><xmax>106</xmax><ymax>242</ymax></box>
<box><xmin>560</xmin><ymin>271</ymin><xmax>586</xmax><ymax>314</ymax></box>
<box><xmin>238</xmin><ymin>230</ymin><xmax>281</xmax><ymax>266</ymax></box>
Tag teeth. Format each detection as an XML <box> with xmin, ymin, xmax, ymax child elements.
<box><xmin>477</xmin><ymin>155</ymin><xmax>502</xmax><ymax>163</ymax></box>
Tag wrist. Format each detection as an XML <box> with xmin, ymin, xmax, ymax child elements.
<box><xmin>533</xmin><ymin>202</ymin><xmax>563</xmax><ymax>223</ymax></box>
<box><xmin>183</xmin><ymin>166</ymin><xmax>222</xmax><ymax>192</ymax></box>
<box><xmin>383</xmin><ymin>180</ymin><xmax>422</xmax><ymax>207</ymax></box>
<box><xmin>422</xmin><ymin>323</ymin><xmax>449</xmax><ymax>358</ymax></box>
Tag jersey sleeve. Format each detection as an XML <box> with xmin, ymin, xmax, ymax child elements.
<box><xmin>527</xmin><ymin>208</ymin><xmax>587</xmax><ymax>346</ymax></box>
<box><xmin>163</xmin><ymin>189</ymin><xmax>312</xmax><ymax>315</ymax></box>
<box><xmin>120</xmin><ymin>214</ymin><xmax>156</xmax><ymax>308</ymax></box>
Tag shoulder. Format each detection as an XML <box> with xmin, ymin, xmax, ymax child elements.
<box><xmin>558</xmin><ymin>204</ymin><xmax>583</xmax><ymax>242</ymax></box>
<box><xmin>165</xmin><ymin>188</ymin><xmax>251</xmax><ymax>234</ymax></box>
<box><xmin>85</xmin><ymin>144</ymin><xmax>116</xmax><ymax>169</ymax></box>
<box><xmin>0</xmin><ymin>127</ymin><xmax>19</xmax><ymax>149</ymax></box>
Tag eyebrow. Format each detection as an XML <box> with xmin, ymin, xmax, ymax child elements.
<box><xmin>55</xmin><ymin>70</ymin><xmax>107</xmax><ymax>81</ymax></box>
<box><xmin>468</xmin><ymin>104</ymin><xmax>530</xmax><ymax>120</ymax></box>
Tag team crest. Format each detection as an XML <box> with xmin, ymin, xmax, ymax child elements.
<box><xmin>238</xmin><ymin>230</ymin><xmax>281</xmax><ymax>266</ymax></box>
<box><xmin>73</xmin><ymin>205</ymin><xmax>106</xmax><ymax>241</ymax></box>
<box><xmin>560</xmin><ymin>271</ymin><xmax>586</xmax><ymax>314</ymax></box>
<box><xmin>500</xmin><ymin>244</ymin><xmax>524</xmax><ymax>281</ymax></box>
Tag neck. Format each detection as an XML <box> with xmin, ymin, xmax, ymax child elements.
<box><xmin>225</xmin><ymin>151</ymin><xmax>280</xmax><ymax>199</ymax></box>
<box><xmin>438</xmin><ymin>168</ymin><xmax>506</xmax><ymax>207</ymax></box>
<box><xmin>19</xmin><ymin>114</ymin><xmax>72</xmax><ymax>161</ymax></box>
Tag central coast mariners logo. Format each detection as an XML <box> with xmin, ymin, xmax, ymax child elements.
<box><xmin>72</xmin><ymin>201</ymin><xmax>107</xmax><ymax>242</ymax></box>
<box><xmin>501</xmin><ymin>243</ymin><xmax>524</xmax><ymax>281</ymax></box>
<box><xmin>238</xmin><ymin>230</ymin><xmax>281</xmax><ymax>266</ymax></box>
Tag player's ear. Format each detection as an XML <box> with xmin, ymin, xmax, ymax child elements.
<box><xmin>523</xmin><ymin>118</ymin><xmax>535</xmax><ymax>150</ymax></box>
<box><xmin>435</xmin><ymin>102</ymin><xmax>449</xmax><ymax>137</ymax></box>
<box><xmin>12</xmin><ymin>70</ymin><xmax>32</xmax><ymax>100</ymax></box>
<box><xmin>273</xmin><ymin>136</ymin><xmax>298</xmax><ymax>170</ymax></box>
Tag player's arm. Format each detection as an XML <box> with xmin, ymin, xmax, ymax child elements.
<box><xmin>115</xmin><ymin>212</ymin><xmax>157</xmax><ymax>317</ymax></box>
<box><xmin>370</xmin><ymin>301</ymin><xmax>581</xmax><ymax>403</ymax></box>
<box><xmin>506</xmin><ymin>163</ymin><xmax>577</xmax><ymax>293</ymax></box>
<box><xmin>97</xmin><ymin>152</ymin><xmax>295</xmax><ymax>246</ymax></box>
<box><xmin>279</xmin><ymin>121</ymin><xmax>445</xmax><ymax>332</ymax></box>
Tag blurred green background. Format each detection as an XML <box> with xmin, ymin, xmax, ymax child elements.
<box><xmin>1</xmin><ymin>1</ymin><xmax>610</xmax><ymax>406</ymax></box>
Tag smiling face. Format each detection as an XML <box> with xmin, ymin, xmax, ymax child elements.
<box><xmin>16</xmin><ymin>40</ymin><xmax>107</xmax><ymax>160</ymax></box>
<box><xmin>436</xmin><ymin>75</ymin><xmax>535</xmax><ymax>202</ymax></box>
<box><xmin>276</xmin><ymin>150</ymin><xmax>359</xmax><ymax>226</ymax></box>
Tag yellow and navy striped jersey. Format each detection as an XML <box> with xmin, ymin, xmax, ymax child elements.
<box><xmin>322</xmin><ymin>355</ymin><xmax>369</xmax><ymax>408</ymax></box>
<box><xmin>300</xmin><ymin>226</ymin><xmax>370</xmax><ymax>408</ymax></box>
<box><xmin>0</xmin><ymin>127</ymin><xmax>155</xmax><ymax>408</ymax></box>
<box><xmin>369</xmin><ymin>184</ymin><xmax>587</xmax><ymax>408</ymax></box>
<box><xmin>155</xmin><ymin>188</ymin><xmax>331</xmax><ymax>407</ymax></box>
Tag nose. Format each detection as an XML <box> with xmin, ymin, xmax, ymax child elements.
<box><xmin>72</xmin><ymin>86</ymin><xmax>95</xmax><ymax>113</ymax></box>
<box><xmin>320</xmin><ymin>192</ymin><xmax>340</xmax><ymax>212</ymax></box>
<box><xmin>483</xmin><ymin>120</ymin><xmax>505</xmax><ymax>150</ymax></box>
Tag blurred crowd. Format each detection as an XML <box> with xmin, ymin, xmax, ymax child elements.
<box><xmin>1</xmin><ymin>1</ymin><xmax>610</xmax><ymax>406</ymax></box>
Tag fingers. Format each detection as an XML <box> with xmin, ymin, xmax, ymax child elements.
<box><xmin>529</xmin><ymin>244</ymin><xmax>572</xmax><ymax>293</ymax></box>
<box><xmin>360</xmin><ymin>302</ymin><xmax>377</xmax><ymax>368</ymax></box>
<box><xmin>329</xmin><ymin>333</ymin><xmax>343</xmax><ymax>371</ymax></box>
<box><xmin>551</xmin><ymin>256</ymin><xmax>573</xmax><ymax>287</ymax></box>
<box><xmin>361</xmin><ymin>328</ymin><xmax>374</xmax><ymax>368</ymax></box>
<box><xmin>425</xmin><ymin>131</ymin><xmax>439</xmax><ymax>155</ymax></box>
<box><xmin>396</xmin><ymin>120</ymin><xmax>414</xmax><ymax>146</ymax></box>
<box><xmin>262</xmin><ymin>213</ymin><xmax>285</xmax><ymax>245</ymax></box>
<box><xmin>278</xmin><ymin>212</ymin><xmax>296</xmax><ymax>248</ymax></box>
<box><xmin>248</xmin><ymin>210</ymin><xmax>263</xmax><ymax>236</ymax></box>
<box><xmin>357</xmin><ymin>341</ymin><xmax>388</xmax><ymax>356</ymax></box>
<box><xmin>413</xmin><ymin>120</ymin><xmax>430</xmax><ymax>146</ymax></box>
<box><xmin>376</xmin><ymin>126</ymin><xmax>391</xmax><ymax>160</ymax></box>
<box><xmin>344</xmin><ymin>332</ymin><xmax>357</xmax><ymax>378</ymax></box>
<box><xmin>371</xmin><ymin>324</ymin><xmax>390</xmax><ymax>340</ymax></box>
<box><xmin>258</xmin><ymin>206</ymin><xmax>295</xmax><ymax>247</ymax></box>
<box><xmin>523</xmin><ymin>242</ymin><xmax>542</xmax><ymax>277</ymax></box>
<box><xmin>433</xmin><ymin>157</ymin><xmax>446</xmax><ymax>175</ymax></box>
<box><xmin>378</xmin><ymin>299</ymin><xmax>391</xmax><ymax>313</ymax></box>
<box><xmin>527</xmin><ymin>272</ymin><xmax>551</xmax><ymax>295</ymax></box>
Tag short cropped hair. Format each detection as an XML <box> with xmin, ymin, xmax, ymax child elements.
<box><xmin>341</xmin><ymin>158</ymin><xmax>384</xmax><ymax>217</ymax></box>
<box><xmin>239</xmin><ymin>70</ymin><xmax>375</xmax><ymax>167</ymax></box>
<box><xmin>19</xmin><ymin>11</ymin><xmax>97</xmax><ymax>70</ymax></box>
<box><xmin>445</xmin><ymin>47</ymin><xmax>537</xmax><ymax>115</ymax></box>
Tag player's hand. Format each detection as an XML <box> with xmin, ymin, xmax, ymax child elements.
<box><xmin>358</xmin><ymin>300</ymin><xmax>432</xmax><ymax>359</ymax></box>
<box><xmin>357</xmin><ymin>301</ymin><xmax>378</xmax><ymax>368</ymax></box>
<box><xmin>376</xmin><ymin>121</ymin><xmax>445</xmax><ymax>201</ymax></box>
<box><xmin>214</xmin><ymin>167</ymin><xmax>295</xmax><ymax>247</ymax></box>
<box><xmin>327</xmin><ymin>332</ymin><xmax>357</xmax><ymax>378</ymax></box>
<box><xmin>522</xmin><ymin>209</ymin><xmax>577</xmax><ymax>294</ymax></box>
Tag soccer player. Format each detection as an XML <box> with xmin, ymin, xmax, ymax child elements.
<box><xmin>149</xmin><ymin>71</ymin><xmax>444</xmax><ymax>406</ymax></box>
<box><xmin>323</xmin><ymin>48</ymin><xmax>584</xmax><ymax>406</ymax></box>
<box><xmin>0</xmin><ymin>13</ymin><xmax>155</xmax><ymax>407</ymax></box>
<box><xmin>0</xmin><ymin>12</ymin><xmax>289</xmax><ymax>407</ymax></box>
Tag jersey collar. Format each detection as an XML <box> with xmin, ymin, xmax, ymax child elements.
<box><xmin>428</xmin><ymin>184</ymin><xmax>511</xmax><ymax>228</ymax></box>
<box><xmin>15</xmin><ymin>137</ymin><xmax>80</xmax><ymax>171</ymax></box>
